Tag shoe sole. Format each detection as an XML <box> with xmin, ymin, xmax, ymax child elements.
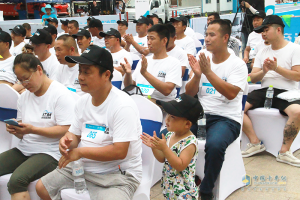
<box><xmin>276</xmin><ymin>158</ymin><xmax>300</xmax><ymax>167</ymax></box>
<box><xmin>242</xmin><ymin>146</ymin><xmax>266</xmax><ymax>158</ymax></box>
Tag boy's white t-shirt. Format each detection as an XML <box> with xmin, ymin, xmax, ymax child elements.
<box><xmin>167</xmin><ymin>45</ymin><xmax>188</xmax><ymax>70</ymax></box>
<box><xmin>0</xmin><ymin>56</ymin><xmax>17</xmax><ymax>84</ymax></box>
<box><xmin>56</xmin><ymin>64</ymin><xmax>85</xmax><ymax>96</ymax></box>
<box><xmin>69</xmin><ymin>87</ymin><xmax>142</xmax><ymax>182</ymax></box>
<box><xmin>16</xmin><ymin>81</ymin><xmax>75</xmax><ymax>161</ymax></box>
<box><xmin>41</xmin><ymin>53</ymin><xmax>59</xmax><ymax>81</ymax></box>
<box><xmin>197</xmin><ymin>54</ymin><xmax>248</xmax><ymax>124</ymax></box>
<box><xmin>111</xmin><ymin>49</ymin><xmax>133</xmax><ymax>67</ymax></box>
<box><xmin>92</xmin><ymin>37</ymin><xmax>105</xmax><ymax>48</ymax></box>
<box><xmin>253</xmin><ymin>41</ymin><xmax>270</xmax><ymax>58</ymax></box>
<box><xmin>9</xmin><ymin>41</ymin><xmax>25</xmax><ymax>56</ymax></box>
<box><xmin>132</xmin><ymin>55</ymin><xmax>182</xmax><ymax>101</ymax></box>
<box><xmin>129</xmin><ymin>35</ymin><xmax>148</xmax><ymax>58</ymax></box>
<box><xmin>253</xmin><ymin>42</ymin><xmax>300</xmax><ymax>90</ymax></box>
<box><xmin>246</xmin><ymin>31</ymin><xmax>263</xmax><ymax>59</ymax></box>
<box><xmin>174</xmin><ymin>35</ymin><xmax>196</xmax><ymax>56</ymax></box>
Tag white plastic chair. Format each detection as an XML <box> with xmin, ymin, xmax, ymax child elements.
<box><xmin>195</xmin><ymin>32</ymin><xmax>205</xmax><ymax>46</ymax></box>
<box><xmin>111</xmin><ymin>70</ymin><xmax>123</xmax><ymax>89</ymax></box>
<box><xmin>0</xmin><ymin>84</ymin><xmax>20</xmax><ymax>153</ymax></box>
<box><xmin>60</xmin><ymin>95</ymin><xmax>163</xmax><ymax>200</ymax></box>
<box><xmin>130</xmin><ymin>53</ymin><xmax>140</xmax><ymax>75</ymax></box>
<box><xmin>176</xmin><ymin>68</ymin><xmax>190</xmax><ymax>97</ymax></box>
<box><xmin>195</xmin><ymin>84</ymin><xmax>248</xmax><ymax>200</ymax></box>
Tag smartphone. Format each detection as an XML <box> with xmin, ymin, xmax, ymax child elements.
<box><xmin>4</xmin><ymin>119</ymin><xmax>22</xmax><ymax>127</ymax></box>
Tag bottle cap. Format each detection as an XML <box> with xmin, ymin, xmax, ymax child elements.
<box><xmin>147</xmin><ymin>95</ymin><xmax>151</xmax><ymax>99</ymax></box>
<box><xmin>269</xmin><ymin>85</ymin><xmax>273</xmax><ymax>87</ymax></box>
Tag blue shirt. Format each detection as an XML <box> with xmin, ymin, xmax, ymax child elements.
<box><xmin>17</xmin><ymin>10</ymin><xmax>27</xmax><ymax>20</ymax></box>
<box><xmin>42</xmin><ymin>14</ymin><xmax>57</xmax><ymax>25</ymax></box>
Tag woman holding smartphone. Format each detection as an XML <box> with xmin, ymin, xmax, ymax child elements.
<box><xmin>0</xmin><ymin>54</ymin><xmax>75</xmax><ymax>200</ymax></box>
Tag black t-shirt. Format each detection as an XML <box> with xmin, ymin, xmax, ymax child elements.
<box><xmin>90</xmin><ymin>5</ymin><xmax>100</xmax><ymax>16</ymax></box>
<box><xmin>241</xmin><ymin>0</ymin><xmax>265</xmax><ymax>33</ymax></box>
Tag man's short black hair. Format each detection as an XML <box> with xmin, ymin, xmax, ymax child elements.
<box><xmin>209</xmin><ymin>19</ymin><xmax>231</xmax><ymax>42</ymax></box>
<box><xmin>165</xmin><ymin>23</ymin><xmax>176</xmax><ymax>38</ymax></box>
<box><xmin>22</xmin><ymin>23</ymin><xmax>31</xmax><ymax>30</ymax></box>
<box><xmin>148</xmin><ymin>24</ymin><xmax>170</xmax><ymax>47</ymax></box>
<box><xmin>68</xmin><ymin>20</ymin><xmax>79</xmax><ymax>28</ymax></box>
<box><xmin>208</xmin><ymin>12</ymin><xmax>220</xmax><ymax>20</ymax></box>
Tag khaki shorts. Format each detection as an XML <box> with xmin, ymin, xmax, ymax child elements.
<box><xmin>41</xmin><ymin>166</ymin><xmax>140</xmax><ymax>200</ymax></box>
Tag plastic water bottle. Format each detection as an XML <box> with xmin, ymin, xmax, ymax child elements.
<box><xmin>197</xmin><ymin>114</ymin><xmax>206</xmax><ymax>140</ymax></box>
<box><xmin>72</xmin><ymin>160</ymin><xmax>88</xmax><ymax>194</ymax></box>
<box><xmin>264</xmin><ymin>85</ymin><xmax>274</xmax><ymax>109</ymax></box>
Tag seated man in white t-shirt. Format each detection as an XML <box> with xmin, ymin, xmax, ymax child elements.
<box><xmin>100</xmin><ymin>28</ymin><xmax>133</xmax><ymax>75</ymax></box>
<box><xmin>72</xmin><ymin>28</ymin><xmax>92</xmax><ymax>53</ymax></box>
<box><xmin>242</xmin><ymin>15</ymin><xmax>300</xmax><ymax>167</ymax></box>
<box><xmin>9</xmin><ymin>25</ymin><xmax>26</xmax><ymax>56</ymax></box>
<box><xmin>117</xmin><ymin>19</ymin><xmax>128</xmax><ymax>47</ymax></box>
<box><xmin>170</xmin><ymin>16</ymin><xmax>196</xmax><ymax>57</ymax></box>
<box><xmin>88</xmin><ymin>18</ymin><xmax>105</xmax><ymax>48</ymax></box>
<box><xmin>122</xmin><ymin>24</ymin><xmax>182</xmax><ymax>103</ymax></box>
<box><xmin>55</xmin><ymin>34</ymin><xmax>84</xmax><ymax>96</ymax></box>
<box><xmin>243</xmin><ymin>11</ymin><xmax>265</xmax><ymax>73</ymax></box>
<box><xmin>186</xmin><ymin>20</ymin><xmax>247</xmax><ymax>200</ymax></box>
<box><xmin>251</xmin><ymin>30</ymin><xmax>271</xmax><ymax>69</ymax></box>
<box><xmin>22</xmin><ymin>23</ymin><xmax>32</xmax><ymax>44</ymax></box>
<box><xmin>43</xmin><ymin>24</ymin><xmax>57</xmax><ymax>55</ymax></box>
<box><xmin>124</xmin><ymin>16</ymin><xmax>150</xmax><ymax>59</ymax></box>
<box><xmin>36</xmin><ymin>45</ymin><xmax>142</xmax><ymax>200</ymax></box>
<box><xmin>57</xmin><ymin>19</ymin><xmax>69</xmax><ymax>38</ymax></box>
<box><xmin>0</xmin><ymin>30</ymin><xmax>17</xmax><ymax>86</ymax></box>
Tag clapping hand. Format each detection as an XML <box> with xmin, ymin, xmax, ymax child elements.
<box><xmin>264</xmin><ymin>57</ymin><xmax>277</xmax><ymax>71</ymax></box>
<box><xmin>199</xmin><ymin>53</ymin><xmax>212</xmax><ymax>75</ymax></box>
<box><xmin>188</xmin><ymin>55</ymin><xmax>202</xmax><ymax>78</ymax></box>
<box><xmin>120</xmin><ymin>57</ymin><xmax>132</xmax><ymax>74</ymax></box>
<box><xmin>140</xmin><ymin>55</ymin><xmax>148</xmax><ymax>76</ymax></box>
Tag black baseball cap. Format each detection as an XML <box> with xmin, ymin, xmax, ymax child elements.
<box><xmin>252</xmin><ymin>10</ymin><xmax>266</xmax><ymax>19</ymax></box>
<box><xmin>147</xmin><ymin>17</ymin><xmax>154</xmax><ymax>25</ymax></box>
<box><xmin>87</xmin><ymin>19</ymin><xmax>103</xmax><ymax>28</ymax></box>
<box><xmin>254</xmin><ymin>15</ymin><xmax>285</xmax><ymax>33</ymax></box>
<box><xmin>147</xmin><ymin>14</ymin><xmax>159</xmax><ymax>19</ymax></box>
<box><xmin>9</xmin><ymin>25</ymin><xmax>26</xmax><ymax>37</ymax></box>
<box><xmin>43</xmin><ymin>24</ymin><xmax>57</xmax><ymax>35</ymax></box>
<box><xmin>99</xmin><ymin>28</ymin><xmax>121</xmax><ymax>40</ymax></box>
<box><xmin>72</xmin><ymin>28</ymin><xmax>91</xmax><ymax>39</ymax></box>
<box><xmin>170</xmin><ymin>16</ymin><xmax>187</xmax><ymax>26</ymax></box>
<box><xmin>0</xmin><ymin>31</ymin><xmax>12</xmax><ymax>46</ymax></box>
<box><xmin>30</xmin><ymin>29</ymin><xmax>52</xmax><ymax>45</ymax></box>
<box><xmin>87</xmin><ymin>16</ymin><xmax>95</xmax><ymax>21</ymax></box>
<box><xmin>47</xmin><ymin>17</ymin><xmax>58</xmax><ymax>24</ymax></box>
<box><xmin>133</xmin><ymin>16</ymin><xmax>149</xmax><ymax>25</ymax></box>
<box><xmin>65</xmin><ymin>45</ymin><xmax>114</xmax><ymax>72</ymax></box>
<box><xmin>60</xmin><ymin>19</ymin><xmax>69</xmax><ymax>25</ymax></box>
<box><xmin>157</xmin><ymin>94</ymin><xmax>203</xmax><ymax>124</ymax></box>
<box><xmin>117</xmin><ymin>19</ymin><xmax>128</xmax><ymax>27</ymax></box>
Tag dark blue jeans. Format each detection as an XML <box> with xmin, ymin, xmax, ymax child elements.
<box><xmin>200</xmin><ymin>114</ymin><xmax>241</xmax><ymax>195</ymax></box>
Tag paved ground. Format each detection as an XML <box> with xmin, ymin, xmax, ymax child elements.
<box><xmin>150</xmin><ymin>149</ymin><xmax>300</xmax><ymax>200</ymax></box>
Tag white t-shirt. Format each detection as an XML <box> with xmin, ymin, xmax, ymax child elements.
<box><xmin>196</xmin><ymin>48</ymin><xmax>235</xmax><ymax>60</ymax></box>
<box><xmin>9</xmin><ymin>41</ymin><xmax>25</xmax><ymax>56</ymax></box>
<box><xmin>41</xmin><ymin>53</ymin><xmax>59</xmax><ymax>81</ymax></box>
<box><xmin>56</xmin><ymin>64</ymin><xmax>85</xmax><ymax>96</ymax></box>
<box><xmin>132</xmin><ymin>55</ymin><xmax>182</xmax><ymax>101</ymax></box>
<box><xmin>49</xmin><ymin>47</ymin><xmax>55</xmax><ymax>55</ymax></box>
<box><xmin>57</xmin><ymin>32</ymin><xmax>68</xmax><ymax>38</ymax></box>
<box><xmin>24</xmin><ymin>38</ymin><xmax>30</xmax><ymax>44</ymax></box>
<box><xmin>167</xmin><ymin>45</ymin><xmax>188</xmax><ymax>70</ymax></box>
<box><xmin>253</xmin><ymin>42</ymin><xmax>300</xmax><ymax>90</ymax></box>
<box><xmin>92</xmin><ymin>36</ymin><xmax>105</xmax><ymax>48</ymax></box>
<box><xmin>69</xmin><ymin>87</ymin><xmax>142</xmax><ymax>182</ymax></box>
<box><xmin>246</xmin><ymin>31</ymin><xmax>263</xmax><ymax>59</ymax></box>
<box><xmin>16</xmin><ymin>81</ymin><xmax>75</xmax><ymax>161</ymax></box>
<box><xmin>197</xmin><ymin>54</ymin><xmax>248</xmax><ymax>124</ymax></box>
<box><xmin>129</xmin><ymin>35</ymin><xmax>148</xmax><ymax>59</ymax></box>
<box><xmin>253</xmin><ymin>41</ymin><xmax>270</xmax><ymax>58</ymax></box>
<box><xmin>175</xmin><ymin>35</ymin><xmax>196</xmax><ymax>56</ymax></box>
<box><xmin>0</xmin><ymin>56</ymin><xmax>17</xmax><ymax>84</ymax></box>
<box><xmin>111</xmin><ymin>49</ymin><xmax>133</xmax><ymax>68</ymax></box>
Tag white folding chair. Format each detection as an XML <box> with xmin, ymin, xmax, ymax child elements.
<box><xmin>60</xmin><ymin>95</ymin><xmax>162</xmax><ymax>200</ymax></box>
<box><xmin>111</xmin><ymin>70</ymin><xmax>123</xmax><ymax>89</ymax></box>
<box><xmin>195</xmin><ymin>85</ymin><xmax>248</xmax><ymax>200</ymax></box>
<box><xmin>0</xmin><ymin>84</ymin><xmax>20</xmax><ymax>153</ymax></box>
<box><xmin>195</xmin><ymin>32</ymin><xmax>205</xmax><ymax>46</ymax></box>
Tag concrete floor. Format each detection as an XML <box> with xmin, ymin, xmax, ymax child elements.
<box><xmin>150</xmin><ymin>149</ymin><xmax>300</xmax><ymax>200</ymax></box>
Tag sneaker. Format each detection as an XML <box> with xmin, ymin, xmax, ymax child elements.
<box><xmin>276</xmin><ymin>150</ymin><xmax>300</xmax><ymax>167</ymax></box>
<box><xmin>241</xmin><ymin>141</ymin><xmax>266</xmax><ymax>158</ymax></box>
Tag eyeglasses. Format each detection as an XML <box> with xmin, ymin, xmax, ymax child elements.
<box><xmin>20</xmin><ymin>72</ymin><xmax>34</xmax><ymax>85</ymax></box>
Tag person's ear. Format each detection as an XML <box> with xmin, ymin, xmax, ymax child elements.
<box><xmin>37</xmin><ymin>65</ymin><xmax>44</xmax><ymax>75</ymax></box>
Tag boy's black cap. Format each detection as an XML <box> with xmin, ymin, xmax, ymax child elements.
<box><xmin>87</xmin><ymin>19</ymin><xmax>103</xmax><ymax>28</ymax></box>
<box><xmin>147</xmin><ymin>14</ymin><xmax>159</xmax><ymax>19</ymax></box>
<box><xmin>30</xmin><ymin>29</ymin><xmax>52</xmax><ymax>45</ymax></box>
<box><xmin>254</xmin><ymin>15</ymin><xmax>285</xmax><ymax>33</ymax></box>
<box><xmin>170</xmin><ymin>15</ymin><xmax>187</xmax><ymax>26</ymax></box>
<box><xmin>65</xmin><ymin>45</ymin><xmax>114</xmax><ymax>72</ymax></box>
<box><xmin>9</xmin><ymin>25</ymin><xmax>26</xmax><ymax>37</ymax></box>
<box><xmin>157</xmin><ymin>94</ymin><xmax>203</xmax><ymax>124</ymax></box>
<box><xmin>117</xmin><ymin>19</ymin><xmax>128</xmax><ymax>27</ymax></box>
<box><xmin>133</xmin><ymin>16</ymin><xmax>149</xmax><ymax>25</ymax></box>
<box><xmin>0</xmin><ymin>31</ymin><xmax>12</xmax><ymax>43</ymax></box>
<box><xmin>43</xmin><ymin>24</ymin><xmax>57</xmax><ymax>35</ymax></box>
<box><xmin>99</xmin><ymin>28</ymin><xmax>121</xmax><ymax>41</ymax></box>
<box><xmin>47</xmin><ymin>17</ymin><xmax>58</xmax><ymax>24</ymax></box>
<box><xmin>252</xmin><ymin>10</ymin><xmax>266</xmax><ymax>19</ymax></box>
<box><xmin>60</xmin><ymin>19</ymin><xmax>69</xmax><ymax>25</ymax></box>
<box><xmin>72</xmin><ymin>28</ymin><xmax>91</xmax><ymax>39</ymax></box>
